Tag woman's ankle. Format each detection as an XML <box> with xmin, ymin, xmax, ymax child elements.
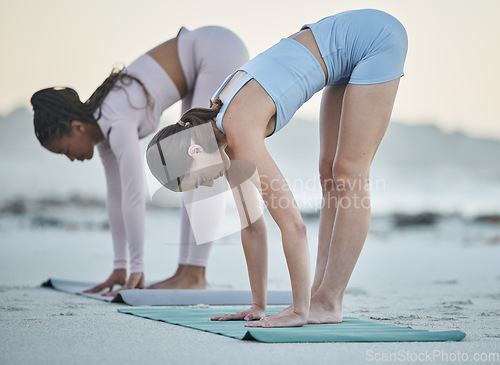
<box><xmin>312</xmin><ymin>289</ymin><xmax>343</xmax><ymax>310</ymax></box>
<box><xmin>183</xmin><ymin>265</ymin><xmax>206</xmax><ymax>282</ymax></box>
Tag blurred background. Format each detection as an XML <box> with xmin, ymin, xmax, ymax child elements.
<box><xmin>1</xmin><ymin>0</ymin><xmax>499</xmax><ymax>288</ymax></box>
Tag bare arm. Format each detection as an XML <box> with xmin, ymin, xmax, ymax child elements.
<box><xmin>211</xmin><ymin>152</ymin><xmax>268</xmax><ymax>321</ymax></box>
<box><xmin>212</xmin><ymin>132</ymin><xmax>311</xmax><ymax>326</ymax></box>
<box><xmin>230</xmin><ymin>137</ymin><xmax>311</xmax><ymax>321</ymax></box>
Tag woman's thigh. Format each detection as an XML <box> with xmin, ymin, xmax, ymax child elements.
<box><xmin>334</xmin><ymin>79</ymin><xmax>401</xmax><ymax>174</ymax></box>
<box><xmin>319</xmin><ymin>84</ymin><xmax>347</xmax><ymax>182</ymax></box>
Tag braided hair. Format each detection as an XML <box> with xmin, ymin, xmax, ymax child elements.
<box><xmin>31</xmin><ymin>67</ymin><xmax>152</xmax><ymax>145</ymax></box>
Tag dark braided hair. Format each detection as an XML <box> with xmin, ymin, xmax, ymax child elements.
<box><xmin>146</xmin><ymin>98</ymin><xmax>225</xmax><ymax>191</ymax></box>
<box><xmin>31</xmin><ymin>67</ymin><xmax>152</xmax><ymax>145</ymax></box>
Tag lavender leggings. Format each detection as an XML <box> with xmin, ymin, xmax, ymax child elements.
<box><xmin>176</xmin><ymin>26</ymin><xmax>249</xmax><ymax>267</ymax></box>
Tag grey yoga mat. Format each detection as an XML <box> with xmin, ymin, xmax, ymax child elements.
<box><xmin>42</xmin><ymin>278</ymin><xmax>115</xmax><ymax>302</ymax></box>
<box><xmin>41</xmin><ymin>278</ymin><xmax>292</xmax><ymax>306</ymax></box>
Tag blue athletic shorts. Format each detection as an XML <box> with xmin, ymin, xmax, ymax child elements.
<box><xmin>213</xmin><ymin>9</ymin><xmax>408</xmax><ymax>135</ymax></box>
<box><xmin>302</xmin><ymin>9</ymin><xmax>408</xmax><ymax>85</ymax></box>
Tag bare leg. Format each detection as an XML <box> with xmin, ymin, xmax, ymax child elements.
<box><xmin>274</xmin><ymin>84</ymin><xmax>345</xmax><ymax>316</ymax></box>
<box><xmin>312</xmin><ymin>84</ymin><xmax>346</xmax><ymax>294</ymax></box>
<box><xmin>309</xmin><ymin>79</ymin><xmax>401</xmax><ymax>324</ymax></box>
<box><xmin>275</xmin><ymin>85</ymin><xmax>346</xmax><ymax>316</ymax></box>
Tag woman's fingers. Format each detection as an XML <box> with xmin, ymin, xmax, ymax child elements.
<box><xmin>83</xmin><ymin>270</ymin><xmax>127</xmax><ymax>294</ymax></box>
<box><xmin>127</xmin><ymin>272</ymin><xmax>145</xmax><ymax>289</ymax></box>
<box><xmin>83</xmin><ymin>280</ymin><xmax>112</xmax><ymax>293</ymax></box>
<box><xmin>102</xmin><ymin>288</ymin><xmax>119</xmax><ymax>297</ymax></box>
<box><xmin>100</xmin><ymin>272</ymin><xmax>145</xmax><ymax>296</ymax></box>
<box><xmin>216</xmin><ymin>313</ymin><xmax>239</xmax><ymax>321</ymax></box>
<box><xmin>245</xmin><ymin>318</ymin><xmax>265</xmax><ymax>327</ymax></box>
<box><xmin>211</xmin><ymin>311</ymin><xmax>246</xmax><ymax>321</ymax></box>
<box><xmin>82</xmin><ymin>283</ymin><xmax>105</xmax><ymax>293</ymax></box>
<box><xmin>211</xmin><ymin>315</ymin><xmax>226</xmax><ymax>321</ymax></box>
<box><xmin>100</xmin><ymin>285</ymin><xmax>116</xmax><ymax>296</ymax></box>
<box><xmin>212</xmin><ymin>308</ymin><xmax>265</xmax><ymax>322</ymax></box>
<box><xmin>101</xmin><ymin>288</ymin><xmax>115</xmax><ymax>297</ymax></box>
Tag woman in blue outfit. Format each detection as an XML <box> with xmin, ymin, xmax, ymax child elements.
<box><xmin>146</xmin><ymin>9</ymin><xmax>408</xmax><ymax>327</ymax></box>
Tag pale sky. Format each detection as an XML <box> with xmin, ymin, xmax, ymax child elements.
<box><xmin>1</xmin><ymin>0</ymin><xmax>499</xmax><ymax>139</ymax></box>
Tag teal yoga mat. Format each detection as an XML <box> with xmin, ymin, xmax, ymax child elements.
<box><xmin>118</xmin><ymin>307</ymin><xmax>466</xmax><ymax>343</ymax></box>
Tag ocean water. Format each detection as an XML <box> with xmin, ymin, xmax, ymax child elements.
<box><xmin>2</xmin><ymin>107</ymin><xmax>499</xmax><ymax>217</ymax></box>
<box><xmin>1</xmin><ymin>201</ymin><xmax>499</xmax><ymax>289</ymax></box>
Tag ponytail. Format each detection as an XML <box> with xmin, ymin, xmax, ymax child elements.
<box><xmin>31</xmin><ymin>67</ymin><xmax>152</xmax><ymax>145</ymax></box>
<box><xmin>146</xmin><ymin>98</ymin><xmax>226</xmax><ymax>191</ymax></box>
<box><xmin>148</xmin><ymin>97</ymin><xmax>225</xmax><ymax>150</ymax></box>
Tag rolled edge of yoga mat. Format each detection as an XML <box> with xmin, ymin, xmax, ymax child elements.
<box><xmin>41</xmin><ymin>279</ymin><xmax>54</xmax><ymax>288</ymax></box>
<box><xmin>41</xmin><ymin>278</ymin><xmax>116</xmax><ymax>302</ymax></box>
<box><xmin>113</xmin><ymin>289</ymin><xmax>293</xmax><ymax>306</ymax></box>
<box><xmin>42</xmin><ymin>278</ymin><xmax>293</xmax><ymax>306</ymax></box>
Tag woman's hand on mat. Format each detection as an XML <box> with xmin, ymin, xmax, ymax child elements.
<box><xmin>82</xmin><ymin>269</ymin><xmax>127</xmax><ymax>294</ymax></box>
<box><xmin>102</xmin><ymin>272</ymin><xmax>145</xmax><ymax>297</ymax></box>
<box><xmin>210</xmin><ymin>304</ymin><xmax>265</xmax><ymax>322</ymax></box>
<box><xmin>244</xmin><ymin>309</ymin><xmax>307</xmax><ymax>328</ymax></box>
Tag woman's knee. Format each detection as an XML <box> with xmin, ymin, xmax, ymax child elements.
<box><xmin>319</xmin><ymin>159</ymin><xmax>335</xmax><ymax>192</ymax></box>
<box><xmin>287</xmin><ymin>220</ymin><xmax>307</xmax><ymax>238</ymax></box>
<box><xmin>277</xmin><ymin>217</ymin><xmax>307</xmax><ymax>239</ymax></box>
<box><xmin>332</xmin><ymin>159</ymin><xmax>369</xmax><ymax>195</ymax></box>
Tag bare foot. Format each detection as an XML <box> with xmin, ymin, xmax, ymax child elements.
<box><xmin>146</xmin><ymin>278</ymin><xmax>176</xmax><ymax>290</ymax></box>
<box><xmin>151</xmin><ymin>272</ymin><xmax>206</xmax><ymax>289</ymax></box>
<box><xmin>245</xmin><ymin>310</ymin><xmax>306</xmax><ymax>328</ymax></box>
<box><xmin>102</xmin><ymin>272</ymin><xmax>145</xmax><ymax>297</ymax></box>
<box><xmin>146</xmin><ymin>265</ymin><xmax>186</xmax><ymax>289</ymax></box>
<box><xmin>306</xmin><ymin>295</ymin><xmax>343</xmax><ymax>324</ymax></box>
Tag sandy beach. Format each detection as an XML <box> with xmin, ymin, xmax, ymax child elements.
<box><xmin>1</xmin><ymin>203</ymin><xmax>500</xmax><ymax>364</ymax></box>
<box><xmin>2</xmin><ymin>0</ymin><xmax>500</xmax><ymax>363</ymax></box>
<box><xmin>1</xmin><ymin>284</ymin><xmax>498</xmax><ymax>365</ymax></box>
